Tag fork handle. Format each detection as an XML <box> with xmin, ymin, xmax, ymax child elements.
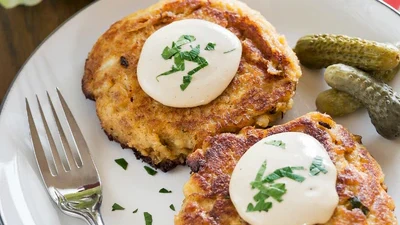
<box><xmin>86</xmin><ymin>209</ymin><xmax>105</xmax><ymax>225</ymax></box>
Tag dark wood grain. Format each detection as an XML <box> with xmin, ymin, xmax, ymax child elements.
<box><xmin>0</xmin><ymin>0</ymin><xmax>95</xmax><ymax>103</ymax></box>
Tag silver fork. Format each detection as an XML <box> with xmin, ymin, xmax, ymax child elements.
<box><xmin>26</xmin><ymin>89</ymin><xmax>104</xmax><ymax>225</ymax></box>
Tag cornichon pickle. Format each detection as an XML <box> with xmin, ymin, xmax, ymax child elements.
<box><xmin>370</xmin><ymin>43</ymin><xmax>400</xmax><ymax>82</ymax></box>
<box><xmin>316</xmin><ymin>89</ymin><xmax>362</xmax><ymax>117</ymax></box>
<box><xmin>294</xmin><ymin>34</ymin><xmax>400</xmax><ymax>71</ymax></box>
<box><xmin>316</xmin><ymin>43</ymin><xmax>400</xmax><ymax>117</ymax></box>
<box><xmin>324</xmin><ymin>64</ymin><xmax>400</xmax><ymax>139</ymax></box>
<box><xmin>371</xmin><ymin>65</ymin><xmax>400</xmax><ymax>83</ymax></box>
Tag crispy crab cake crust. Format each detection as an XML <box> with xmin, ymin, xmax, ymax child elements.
<box><xmin>82</xmin><ymin>0</ymin><xmax>301</xmax><ymax>171</ymax></box>
<box><xmin>176</xmin><ymin>112</ymin><xmax>397</xmax><ymax>225</ymax></box>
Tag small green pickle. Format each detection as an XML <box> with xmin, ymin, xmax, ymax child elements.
<box><xmin>316</xmin><ymin>89</ymin><xmax>362</xmax><ymax>117</ymax></box>
<box><xmin>315</xmin><ymin>43</ymin><xmax>400</xmax><ymax>117</ymax></box>
<box><xmin>369</xmin><ymin>43</ymin><xmax>400</xmax><ymax>83</ymax></box>
<box><xmin>324</xmin><ymin>64</ymin><xmax>400</xmax><ymax>139</ymax></box>
<box><xmin>294</xmin><ymin>34</ymin><xmax>400</xmax><ymax>70</ymax></box>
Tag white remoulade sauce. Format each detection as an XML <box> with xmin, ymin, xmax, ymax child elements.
<box><xmin>229</xmin><ymin>132</ymin><xmax>339</xmax><ymax>225</ymax></box>
<box><xmin>137</xmin><ymin>19</ymin><xmax>242</xmax><ymax>108</ymax></box>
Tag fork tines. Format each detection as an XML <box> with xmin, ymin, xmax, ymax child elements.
<box><xmin>26</xmin><ymin>89</ymin><xmax>93</xmax><ymax>177</ymax></box>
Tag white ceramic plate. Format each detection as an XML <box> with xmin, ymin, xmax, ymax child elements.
<box><xmin>1</xmin><ymin>0</ymin><xmax>399</xmax><ymax>224</ymax></box>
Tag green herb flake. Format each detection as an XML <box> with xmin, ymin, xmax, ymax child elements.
<box><xmin>223</xmin><ymin>48</ymin><xmax>236</xmax><ymax>54</ymax></box>
<box><xmin>174</xmin><ymin>53</ymin><xmax>185</xmax><ymax>71</ymax></box>
<box><xmin>309</xmin><ymin>156</ymin><xmax>328</xmax><ymax>176</ymax></box>
<box><xmin>180</xmin><ymin>75</ymin><xmax>193</xmax><ymax>91</ymax></box>
<box><xmin>189</xmin><ymin>45</ymin><xmax>200</xmax><ymax>58</ymax></box>
<box><xmin>111</xmin><ymin>203</ymin><xmax>125</xmax><ymax>211</ymax></box>
<box><xmin>251</xmin><ymin>182</ymin><xmax>287</xmax><ymax>202</ymax></box>
<box><xmin>253</xmin><ymin>191</ymin><xmax>269</xmax><ymax>202</ymax></box>
<box><xmin>246</xmin><ymin>200</ymin><xmax>272</xmax><ymax>212</ymax></box>
<box><xmin>132</xmin><ymin>209</ymin><xmax>138</xmax><ymax>213</ymax></box>
<box><xmin>255</xmin><ymin>160</ymin><xmax>267</xmax><ymax>182</ymax></box>
<box><xmin>349</xmin><ymin>197</ymin><xmax>369</xmax><ymax>215</ymax></box>
<box><xmin>157</xmin><ymin>35</ymin><xmax>211</xmax><ymax>90</ymax></box>
<box><xmin>156</xmin><ymin>66</ymin><xmax>181</xmax><ymax>81</ymax></box>
<box><xmin>264</xmin><ymin>140</ymin><xmax>286</xmax><ymax>149</ymax></box>
<box><xmin>144</xmin><ymin>166</ymin><xmax>158</xmax><ymax>176</ymax></box>
<box><xmin>262</xmin><ymin>166</ymin><xmax>305</xmax><ymax>183</ymax></box>
<box><xmin>187</xmin><ymin>60</ymin><xmax>208</xmax><ymax>76</ymax></box>
<box><xmin>180</xmin><ymin>47</ymin><xmax>200</xmax><ymax>62</ymax></box>
<box><xmin>247</xmin><ymin>161</ymin><xmax>306</xmax><ymax>214</ymax></box>
<box><xmin>161</xmin><ymin>45</ymin><xmax>180</xmax><ymax>59</ymax></box>
<box><xmin>205</xmin><ymin>42</ymin><xmax>216</xmax><ymax>51</ymax></box>
<box><xmin>176</xmin><ymin>35</ymin><xmax>196</xmax><ymax>47</ymax></box>
<box><xmin>114</xmin><ymin>158</ymin><xmax>128</xmax><ymax>170</ymax></box>
<box><xmin>159</xmin><ymin>188</ymin><xmax>172</xmax><ymax>193</ymax></box>
<box><xmin>156</xmin><ymin>53</ymin><xmax>187</xmax><ymax>81</ymax></box>
<box><xmin>169</xmin><ymin>204</ymin><xmax>176</xmax><ymax>211</ymax></box>
<box><xmin>180</xmin><ymin>56</ymin><xmax>209</xmax><ymax>91</ymax></box>
<box><xmin>144</xmin><ymin>212</ymin><xmax>153</xmax><ymax>225</ymax></box>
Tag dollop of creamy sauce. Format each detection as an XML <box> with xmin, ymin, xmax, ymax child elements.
<box><xmin>137</xmin><ymin>19</ymin><xmax>242</xmax><ymax>108</ymax></box>
<box><xmin>229</xmin><ymin>132</ymin><xmax>338</xmax><ymax>225</ymax></box>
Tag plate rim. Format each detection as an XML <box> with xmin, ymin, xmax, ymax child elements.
<box><xmin>0</xmin><ymin>0</ymin><xmax>399</xmax><ymax>224</ymax></box>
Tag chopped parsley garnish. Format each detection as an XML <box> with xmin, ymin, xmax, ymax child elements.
<box><xmin>251</xmin><ymin>182</ymin><xmax>287</xmax><ymax>202</ymax></box>
<box><xmin>114</xmin><ymin>158</ymin><xmax>128</xmax><ymax>170</ymax></box>
<box><xmin>156</xmin><ymin>65</ymin><xmax>182</xmax><ymax>81</ymax></box>
<box><xmin>132</xmin><ymin>209</ymin><xmax>138</xmax><ymax>213</ymax></box>
<box><xmin>309</xmin><ymin>156</ymin><xmax>328</xmax><ymax>176</ymax></box>
<box><xmin>144</xmin><ymin>212</ymin><xmax>153</xmax><ymax>225</ymax></box>
<box><xmin>180</xmin><ymin>46</ymin><xmax>201</xmax><ymax>61</ymax></box>
<box><xmin>160</xmin><ymin>35</ymin><xmax>196</xmax><ymax>60</ymax></box>
<box><xmin>144</xmin><ymin>166</ymin><xmax>158</xmax><ymax>176</ymax></box>
<box><xmin>111</xmin><ymin>203</ymin><xmax>125</xmax><ymax>211</ymax></box>
<box><xmin>188</xmin><ymin>55</ymin><xmax>208</xmax><ymax>75</ymax></box>
<box><xmin>174</xmin><ymin>53</ymin><xmax>185</xmax><ymax>70</ymax></box>
<box><xmin>159</xmin><ymin>188</ymin><xmax>172</xmax><ymax>193</ymax></box>
<box><xmin>247</xmin><ymin>200</ymin><xmax>272</xmax><ymax>212</ymax></box>
<box><xmin>264</xmin><ymin>140</ymin><xmax>286</xmax><ymax>149</ymax></box>
<box><xmin>169</xmin><ymin>204</ymin><xmax>176</xmax><ymax>211</ymax></box>
<box><xmin>180</xmin><ymin>75</ymin><xmax>192</xmax><ymax>91</ymax></box>
<box><xmin>205</xmin><ymin>42</ymin><xmax>216</xmax><ymax>51</ymax></box>
<box><xmin>223</xmin><ymin>48</ymin><xmax>236</xmax><ymax>54</ymax></box>
<box><xmin>247</xmin><ymin>160</ymin><xmax>305</xmax><ymax>213</ymax></box>
<box><xmin>157</xmin><ymin>35</ymin><xmax>212</xmax><ymax>90</ymax></box>
<box><xmin>189</xmin><ymin>45</ymin><xmax>201</xmax><ymax>58</ymax></box>
<box><xmin>161</xmin><ymin>45</ymin><xmax>181</xmax><ymax>59</ymax></box>
<box><xmin>349</xmin><ymin>197</ymin><xmax>369</xmax><ymax>215</ymax></box>
<box><xmin>255</xmin><ymin>160</ymin><xmax>267</xmax><ymax>182</ymax></box>
<box><xmin>180</xmin><ymin>56</ymin><xmax>209</xmax><ymax>91</ymax></box>
<box><xmin>176</xmin><ymin>35</ymin><xmax>196</xmax><ymax>47</ymax></box>
<box><xmin>260</xmin><ymin>166</ymin><xmax>305</xmax><ymax>184</ymax></box>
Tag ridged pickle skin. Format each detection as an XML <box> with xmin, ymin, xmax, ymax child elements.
<box><xmin>324</xmin><ymin>64</ymin><xmax>400</xmax><ymax>139</ymax></box>
<box><xmin>371</xmin><ymin>65</ymin><xmax>400</xmax><ymax>83</ymax></box>
<box><xmin>370</xmin><ymin>43</ymin><xmax>400</xmax><ymax>82</ymax></box>
<box><xmin>316</xmin><ymin>44</ymin><xmax>400</xmax><ymax>117</ymax></box>
<box><xmin>294</xmin><ymin>34</ymin><xmax>400</xmax><ymax>70</ymax></box>
<box><xmin>316</xmin><ymin>89</ymin><xmax>362</xmax><ymax>117</ymax></box>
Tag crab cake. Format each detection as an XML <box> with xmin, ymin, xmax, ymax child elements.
<box><xmin>176</xmin><ymin>112</ymin><xmax>397</xmax><ymax>224</ymax></box>
<box><xmin>82</xmin><ymin>0</ymin><xmax>301</xmax><ymax>171</ymax></box>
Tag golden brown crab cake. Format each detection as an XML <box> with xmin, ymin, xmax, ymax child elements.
<box><xmin>176</xmin><ymin>112</ymin><xmax>397</xmax><ymax>225</ymax></box>
<box><xmin>82</xmin><ymin>0</ymin><xmax>301</xmax><ymax>171</ymax></box>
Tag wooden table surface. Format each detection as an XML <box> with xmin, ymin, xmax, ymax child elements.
<box><xmin>0</xmin><ymin>0</ymin><xmax>95</xmax><ymax>103</ymax></box>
